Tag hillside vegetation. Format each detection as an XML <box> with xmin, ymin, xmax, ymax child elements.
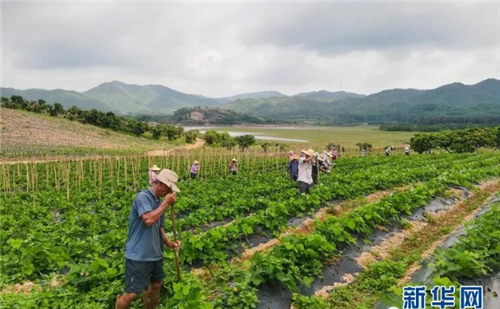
<box><xmin>224</xmin><ymin>79</ymin><xmax>500</xmax><ymax>125</ymax></box>
<box><xmin>0</xmin><ymin>108</ymin><xmax>174</xmax><ymax>158</ymax></box>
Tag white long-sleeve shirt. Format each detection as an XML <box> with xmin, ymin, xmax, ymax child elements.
<box><xmin>298</xmin><ymin>157</ymin><xmax>313</xmax><ymax>184</ymax></box>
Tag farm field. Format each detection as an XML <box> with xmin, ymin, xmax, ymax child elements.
<box><xmin>1</xmin><ymin>151</ymin><xmax>499</xmax><ymax>309</ymax></box>
<box><xmin>185</xmin><ymin>125</ymin><xmax>419</xmax><ymax>146</ymax></box>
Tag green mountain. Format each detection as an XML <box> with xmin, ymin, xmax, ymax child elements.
<box><xmin>294</xmin><ymin>90</ymin><xmax>365</xmax><ymax>100</ymax></box>
<box><xmin>215</xmin><ymin>91</ymin><xmax>285</xmax><ymax>104</ymax></box>
<box><xmin>1</xmin><ymin>81</ymin><xmax>222</xmax><ymax>115</ymax></box>
<box><xmin>223</xmin><ymin>79</ymin><xmax>500</xmax><ymax>124</ymax></box>
<box><xmin>83</xmin><ymin>81</ymin><xmax>221</xmax><ymax>114</ymax></box>
<box><xmin>0</xmin><ymin>87</ymin><xmax>112</xmax><ymax>111</ymax></box>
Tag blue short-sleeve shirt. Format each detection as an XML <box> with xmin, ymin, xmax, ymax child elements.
<box><xmin>125</xmin><ymin>188</ymin><xmax>165</xmax><ymax>261</ymax></box>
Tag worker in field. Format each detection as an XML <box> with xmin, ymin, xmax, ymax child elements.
<box><xmin>116</xmin><ymin>169</ymin><xmax>181</xmax><ymax>309</ymax></box>
<box><xmin>385</xmin><ymin>146</ymin><xmax>393</xmax><ymax>157</ymax></box>
<box><xmin>288</xmin><ymin>151</ymin><xmax>295</xmax><ymax>161</ymax></box>
<box><xmin>148</xmin><ymin>165</ymin><xmax>161</xmax><ymax>185</ymax></box>
<box><xmin>331</xmin><ymin>147</ymin><xmax>338</xmax><ymax>161</ymax></box>
<box><xmin>287</xmin><ymin>155</ymin><xmax>299</xmax><ymax>181</ymax></box>
<box><xmin>404</xmin><ymin>144</ymin><xmax>410</xmax><ymax>155</ymax></box>
<box><xmin>312</xmin><ymin>151</ymin><xmax>319</xmax><ymax>185</ymax></box>
<box><xmin>298</xmin><ymin>149</ymin><xmax>314</xmax><ymax>194</ymax></box>
<box><xmin>230</xmin><ymin>158</ymin><xmax>238</xmax><ymax>175</ymax></box>
<box><xmin>322</xmin><ymin>150</ymin><xmax>333</xmax><ymax>167</ymax></box>
<box><xmin>318</xmin><ymin>154</ymin><xmax>331</xmax><ymax>173</ymax></box>
<box><xmin>190</xmin><ymin>160</ymin><xmax>200</xmax><ymax>179</ymax></box>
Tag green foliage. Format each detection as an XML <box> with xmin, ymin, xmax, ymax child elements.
<box><xmin>224</xmin><ymin>79</ymin><xmax>500</xmax><ymax>125</ymax></box>
<box><xmin>235</xmin><ymin>135</ymin><xmax>255</xmax><ymax>150</ymax></box>
<box><xmin>1</xmin><ymin>95</ymin><xmax>185</xmax><ymax>141</ymax></box>
<box><xmin>430</xmin><ymin>204</ymin><xmax>500</xmax><ymax>281</ymax></box>
<box><xmin>355</xmin><ymin>142</ymin><xmax>373</xmax><ymax>151</ymax></box>
<box><xmin>292</xmin><ymin>294</ymin><xmax>325</xmax><ymax>309</ymax></box>
<box><xmin>184</xmin><ymin>130</ymin><xmax>200</xmax><ymax>143</ymax></box>
<box><xmin>411</xmin><ymin>127</ymin><xmax>498</xmax><ymax>154</ymax></box>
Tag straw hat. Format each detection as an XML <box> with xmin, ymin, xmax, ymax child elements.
<box><xmin>306</xmin><ymin>149</ymin><xmax>315</xmax><ymax>157</ymax></box>
<box><xmin>193</xmin><ymin>160</ymin><xmax>199</xmax><ymax>165</ymax></box>
<box><xmin>318</xmin><ymin>154</ymin><xmax>326</xmax><ymax>161</ymax></box>
<box><xmin>155</xmin><ymin>169</ymin><xmax>180</xmax><ymax>193</ymax></box>
<box><xmin>327</xmin><ymin>152</ymin><xmax>332</xmax><ymax>157</ymax></box>
<box><xmin>150</xmin><ymin>165</ymin><xmax>161</xmax><ymax>171</ymax></box>
<box><xmin>291</xmin><ymin>155</ymin><xmax>299</xmax><ymax>160</ymax></box>
<box><xmin>232</xmin><ymin>158</ymin><xmax>238</xmax><ymax>162</ymax></box>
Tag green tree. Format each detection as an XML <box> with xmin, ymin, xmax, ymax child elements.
<box><xmin>221</xmin><ymin>138</ymin><xmax>237</xmax><ymax>150</ymax></box>
<box><xmin>184</xmin><ymin>130</ymin><xmax>199</xmax><ymax>143</ymax></box>
<box><xmin>151</xmin><ymin>125</ymin><xmax>166</xmax><ymax>140</ymax></box>
<box><xmin>236</xmin><ymin>135</ymin><xmax>255</xmax><ymax>150</ymax></box>
<box><xmin>49</xmin><ymin>103</ymin><xmax>65</xmax><ymax>117</ymax></box>
<box><xmin>410</xmin><ymin>134</ymin><xmax>435</xmax><ymax>154</ymax></box>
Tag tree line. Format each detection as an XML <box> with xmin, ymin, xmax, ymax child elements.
<box><xmin>410</xmin><ymin>127</ymin><xmax>500</xmax><ymax>154</ymax></box>
<box><xmin>203</xmin><ymin>130</ymin><xmax>256</xmax><ymax>150</ymax></box>
<box><xmin>1</xmin><ymin>95</ymin><xmax>187</xmax><ymax>141</ymax></box>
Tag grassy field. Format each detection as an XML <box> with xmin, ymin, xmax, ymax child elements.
<box><xmin>0</xmin><ymin>108</ymin><xmax>179</xmax><ymax>158</ymax></box>
<box><xmin>205</xmin><ymin>125</ymin><xmax>419</xmax><ymax>146</ymax></box>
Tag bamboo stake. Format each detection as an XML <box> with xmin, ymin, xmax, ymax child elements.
<box><xmin>66</xmin><ymin>162</ymin><xmax>70</xmax><ymax>202</ymax></box>
<box><xmin>170</xmin><ymin>202</ymin><xmax>181</xmax><ymax>281</ymax></box>
<box><xmin>26</xmin><ymin>164</ymin><xmax>30</xmax><ymax>192</ymax></box>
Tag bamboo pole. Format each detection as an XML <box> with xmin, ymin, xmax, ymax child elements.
<box><xmin>66</xmin><ymin>162</ymin><xmax>71</xmax><ymax>202</ymax></box>
<box><xmin>170</xmin><ymin>201</ymin><xmax>182</xmax><ymax>281</ymax></box>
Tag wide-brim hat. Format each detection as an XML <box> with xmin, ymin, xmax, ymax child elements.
<box><xmin>150</xmin><ymin>165</ymin><xmax>161</xmax><ymax>171</ymax></box>
<box><xmin>327</xmin><ymin>152</ymin><xmax>332</xmax><ymax>157</ymax></box>
<box><xmin>232</xmin><ymin>158</ymin><xmax>238</xmax><ymax>162</ymax></box>
<box><xmin>291</xmin><ymin>155</ymin><xmax>300</xmax><ymax>160</ymax></box>
<box><xmin>156</xmin><ymin>169</ymin><xmax>180</xmax><ymax>193</ymax></box>
<box><xmin>306</xmin><ymin>149</ymin><xmax>315</xmax><ymax>157</ymax></box>
<box><xmin>193</xmin><ymin>160</ymin><xmax>199</xmax><ymax>164</ymax></box>
<box><xmin>318</xmin><ymin>154</ymin><xmax>326</xmax><ymax>161</ymax></box>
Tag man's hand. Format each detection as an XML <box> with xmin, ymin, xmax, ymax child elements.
<box><xmin>167</xmin><ymin>240</ymin><xmax>181</xmax><ymax>250</ymax></box>
<box><xmin>162</xmin><ymin>192</ymin><xmax>177</xmax><ymax>207</ymax></box>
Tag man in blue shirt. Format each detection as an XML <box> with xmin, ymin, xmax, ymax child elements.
<box><xmin>116</xmin><ymin>169</ymin><xmax>181</xmax><ymax>309</ymax></box>
<box><xmin>287</xmin><ymin>155</ymin><xmax>299</xmax><ymax>181</ymax></box>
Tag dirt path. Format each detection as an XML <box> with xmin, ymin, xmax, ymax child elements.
<box><xmin>0</xmin><ymin>138</ymin><xmax>206</xmax><ymax>165</ymax></box>
<box><xmin>145</xmin><ymin>138</ymin><xmax>205</xmax><ymax>156</ymax></box>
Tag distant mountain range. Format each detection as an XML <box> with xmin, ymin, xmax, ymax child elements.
<box><xmin>1</xmin><ymin>79</ymin><xmax>499</xmax><ymax>125</ymax></box>
<box><xmin>0</xmin><ymin>81</ymin><xmax>366</xmax><ymax>115</ymax></box>
<box><xmin>223</xmin><ymin>79</ymin><xmax>500</xmax><ymax>124</ymax></box>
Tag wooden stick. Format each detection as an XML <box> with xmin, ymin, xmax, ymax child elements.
<box><xmin>170</xmin><ymin>202</ymin><xmax>182</xmax><ymax>281</ymax></box>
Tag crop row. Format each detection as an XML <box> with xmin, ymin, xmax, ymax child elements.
<box><xmin>208</xmin><ymin>157</ymin><xmax>500</xmax><ymax>308</ymax></box>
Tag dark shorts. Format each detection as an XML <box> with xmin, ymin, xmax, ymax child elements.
<box><xmin>298</xmin><ymin>181</ymin><xmax>311</xmax><ymax>194</ymax></box>
<box><xmin>190</xmin><ymin>173</ymin><xmax>197</xmax><ymax>179</ymax></box>
<box><xmin>125</xmin><ymin>258</ymin><xmax>166</xmax><ymax>294</ymax></box>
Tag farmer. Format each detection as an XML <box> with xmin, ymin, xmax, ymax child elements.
<box><xmin>298</xmin><ymin>149</ymin><xmax>314</xmax><ymax>194</ymax></box>
<box><xmin>318</xmin><ymin>154</ymin><xmax>331</xmax><ymax>173</ymax></box>
<box><xmin>230</xmin><ymin>158</ymin><xmax>238</xmax><ymax>175</ymax></box>
<box><xmin>404</xmin><ymin>145</ymin><xmax>410</xmax><ymax>156</ymax></box>
<box><xmin>288</xmin><ymin>151</ymin><xmax>295</xmax><ymax>161</ymax></box>
<box><xmin>148</xmin><ymin>165</ymin><xmax>161</xmax><ymax>185</ymax></box>
<box><xmin>323</xmin><ymin>150</ymin><xmax>333</xmax><ymax>167</ymax></box>
<box><xmin>115</xmin><ymin>169</ymin><xmax>181</xmax><ymax>309</ymax></box>
<box><xmin>287</xmin><ymin>155</ymin><xmax>299</xmax><ymax>181</ymax></box>
<box><xmin>312</xmin><ymin>152</ymin><xmax>319</xmax><ymax>185</ymax></box>
<box><xmin>362</xmin><ymin>149</ymin><xmax>367</xmax><ymax>156</ymax></box>
<box><xmin>331</xmin><ymin>147</ymin><xmax>338</xmax><ymax>161</ymax></box>
<box><xmin>385</xmin><ymin>146</ymin><xmax>392</xmax><ymax>157</ymax></box>
<box><xmin>190</xmin><ymin>160</ymin><xmax>200</xmax><ymax>179</ymax></box>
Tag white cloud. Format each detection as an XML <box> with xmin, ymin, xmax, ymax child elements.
<box><xmin>2</xmin><ymin>1</ymin><xmax>499</xmax><ymax>97</ymax></box>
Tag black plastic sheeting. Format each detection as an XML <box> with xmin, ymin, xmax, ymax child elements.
<box><xmin>256</xmin><ymin>190</ymin><xmax>466</xmax><ymax>309</ymax></box>
<box><xmin>376</xmin><ymin>195</ymin><xmax>500</xmax><ymax>309</ymax></box>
